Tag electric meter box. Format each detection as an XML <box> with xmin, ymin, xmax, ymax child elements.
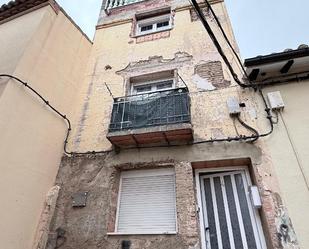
<box><xmin>227</xmin><ymin>97</ymin><xmax>241</xmax><ymax>115</ymax></box>
<box><xmin>267</xmin><ymin>91</ymin><xmax>285</xmax><ymax>110</ymax></box>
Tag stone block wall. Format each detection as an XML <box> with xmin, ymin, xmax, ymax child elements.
<box><xmin>195</xmin><ymin>61</ymin><xmax>230</xmax><ymax>88</ymax></box>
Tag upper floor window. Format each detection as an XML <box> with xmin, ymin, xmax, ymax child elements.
<box><xmin>137</xmin><ymin>14</ymin><xmax>171</xmax><ymax>36</ymax></box>
<box><xmin>129</xmin><ymin>70</ymin><xmax>175</xmax><ymax>95</ymax></box>
<box><xmin>135</xmin><ymin>8</ymin><xmax>172</xmax><ymax>36</ymax></box>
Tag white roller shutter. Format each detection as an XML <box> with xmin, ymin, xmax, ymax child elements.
<box><xmin>116</xmin><ymin>168</ymin><xmax>177</xmax><ymax>234</ymax></box>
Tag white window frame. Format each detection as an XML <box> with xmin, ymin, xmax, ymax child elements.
<box><xmin>136</xmin><ymin>13</ymin><xmax>172</xmax><ymax>36</ymax></box>
<box><xmin>109</xmin><ymin>168</ymin><xmax>178</xmax><ymax>235</ymax></box>
<box><xmin>195</xmin><ymin>166</ymin><xmax>267</xmax><ymax>249</ymax></box>
<box><xmin>130</xmin><ymin>78</ymin><xmax>175</xmax><ymax>95</ymax></box>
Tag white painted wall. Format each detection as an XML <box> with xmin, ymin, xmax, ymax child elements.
<box><xmin>259</xmin><ymin>80</ymin><xmax>309</xmax><ymax>248</ymax></box>
<box><xmin>0</xmin><ymin>6</ymin><xmax>91</xmax><ymax>249</ymax></box>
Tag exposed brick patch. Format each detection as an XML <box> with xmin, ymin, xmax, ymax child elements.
<box><xmin>195</xmin><ymin>61</ymin><xmax>231</xmax><ymax>89</ymax></box>
<box><xmin>190</xmin><ymin>7</ymin><xmax>210</xmax><ymax>22</ymax></box>
<box><xmin>136</xmin><ymin>30</ymin><xmax>170</xmax><ymax>43</ymax></box>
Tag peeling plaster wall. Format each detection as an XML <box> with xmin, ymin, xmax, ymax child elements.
<box><xmin>68</xmin><ymin>2</ymin><xmax>244</xmax><ymax>153</ymax></box>
<box><xmin>49</xmin><ymin>157</ymin><xmax>200</xmax><ymax>249</ymax></box>
<box><xmin>49</xmin><ymin>1</ymin><xmax>299</xmax><ymax>249</ymax></box>
<box><xmin>49</xmin><ymin>141</ymin><xmax>298</xmax><ymax>249</ymax></box>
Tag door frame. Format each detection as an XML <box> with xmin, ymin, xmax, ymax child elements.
<box><xmin>195</xmin><ymin>166</ymin><xmax>267</xmax><ymax>249</ymax></box>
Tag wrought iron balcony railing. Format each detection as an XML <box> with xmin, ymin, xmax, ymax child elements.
<box><xmin>109</xmin><ymin>88</ymin><xmax>191</xmax><ymax>132</ymax></box>
<box><xmin>105</xmin><ymin>0</ymin><xmax>144</xmax><ymax>9</ymax></box>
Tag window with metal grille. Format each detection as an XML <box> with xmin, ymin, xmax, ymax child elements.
<box><xmin>115</xmin><ymin>168</ymin><xmax>177</xmax><ymax>234</ymax></box>
<box><xmin>197</xmin><ymin>169</ymin><xmax>267</xmax><ymax>249</ymax></box>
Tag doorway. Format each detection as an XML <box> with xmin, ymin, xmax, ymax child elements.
<box><xmin>196</xmin><ymin>168</ymin><xmax>267</xmax><ymax>249</ymax></box>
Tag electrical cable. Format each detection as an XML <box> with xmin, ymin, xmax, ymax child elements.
<box><xmin>232</xmin><ymin>117</ymin><xmax>240</xmax><ymax>137</ymax></box>
<box><xmin>1</xmin><ymin>74</ymin><xmax>274</xmax><ymax>154</ymax></box>
<box><xmin>141</xmin><ymin>89</ymin><xmax>274</xmax><ymax>148</ymax></box>
<box><xmin>258</xmin><ymin>71</ymin><xmax>309</xmax><ymax>87</ymax></box>
<box><xmin>97</xmin><ymin>0</ymin><xmax>277</xmax><ymax>148</ymax></box>
<box><xmin>0</xmin><ymin>3</ymin><xmax>276</xmax><ymax>154</ymax></box>
<box><xmin>236</xmin><ymin>115</ymin><xmax>259</xmax><ymax>143</ymax></box>
<box><xmin>125</xmin><ymin>89</ymin><xmax>274</xmax><ymax>150</ymax></box>
<box><xmin>177</xmin><ymin>72</ymin><xmax>189</xmax><ymax>89</ymax></box>
<box><xmin>188</xmin><ymin>0</ymin><xmax>276</xmax><ymax>142</ymax></box>
<box><xmin>105</xmin><ymin>82</ymin><xmax>115</xmax><ymax>99</ymax></box>
<box><xmin>189</xmin><ymin>0</ymin><xmax>251</xmax><ymax>89</ymax></box>
<box><xmin>202</xmin><ymin>0</ymin><xmax>249</xmax><ymax>79</ymax></box>
<box><xmin>0</xmin><ymin>74</ymin><xmax>113</xmax><ymax>156</ymax></box>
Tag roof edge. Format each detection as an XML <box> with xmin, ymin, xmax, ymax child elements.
<box><xmin>244</xmin><ymin>48</ymin><xmax>309</xmax><ymax>67</ymax></box>
<box><xmin>0</xmin><ymin>0</ymin><xmax>92</xmax><ymax>43</ymax></box>
<box><xmin>0</xmin><ymin>0</ymin><xmax>57</xmax><ymax>23</ymax></box>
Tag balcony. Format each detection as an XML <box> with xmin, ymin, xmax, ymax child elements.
<box><xmin>107</xmin><ymin>88</ymin><xmax>193</xmax><ymax>148</ymax></box>
<box><xmin>105</xmin><ymin>0</ymin><xmax>144</xmax><ymax>9</ymax></box>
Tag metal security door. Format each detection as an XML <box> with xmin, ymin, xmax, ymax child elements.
<box><xmin>200</xmin><ymin>171</ymin><xmax>266</xmax><ymax>249</ymax></box>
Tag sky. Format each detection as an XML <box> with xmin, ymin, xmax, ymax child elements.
<box><xmin>1</xmin><ymin>0</ymin><xmax>308</xmax><ymax>58</ymax></box>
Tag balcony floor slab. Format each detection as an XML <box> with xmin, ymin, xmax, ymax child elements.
<box><xmin>107</xmin><ymin>123</ymin><xmax>193</xmax><ymax>148</ymax></box>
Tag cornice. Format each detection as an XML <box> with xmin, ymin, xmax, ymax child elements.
<box><xmin>0</xmin><ymin>0</ymin><xmax>59</xmax><ymax>24</ymax></box>
<box><xmin>0</xmin><ymin>0</ymin><xmax>92</xmax><ymax>43</ymax></box>
<box><xmin>96</xmin><ymin>0</ymin><xmax>223</xmax><ymax>30</ymax></box>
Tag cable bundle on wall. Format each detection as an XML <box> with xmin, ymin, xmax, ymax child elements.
<box><xmin>0</xmin><ymin>74</ymin><xmax>112</xmax><ymax>156</ymax></box>
<box><xmin>0</xmin><ymin>1</ymin><xmax>277</xmax><ymax>155</ymax></box>
<box><xmin>189</xmin><ymin>0</ymin><xmax>275</xmax><ymax>142</ymax></box>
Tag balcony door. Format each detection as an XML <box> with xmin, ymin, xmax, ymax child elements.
<box><xmin>131</xmin><ymin>78</ymin><xmax>175</xmax><ymax>95</ymax></box>
<box><xmin>197</xmin><ymin>169</ymin><xmax>267</xmax><ymax>249</ymax></box>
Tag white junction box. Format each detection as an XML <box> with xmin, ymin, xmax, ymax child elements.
<box><xmin>249</xmin><ymin>186</ymin><xmax>262</xmax><ymax>209</ymax></box>
<box><xmin>267</xmin><ymin>91</ymin><xmax>285</xmax><ymax>110</ymax></box>
<box><xmin>227</xmin><ymin>96</ymin><xmax>241</xmax><ymax>115</ymax></box>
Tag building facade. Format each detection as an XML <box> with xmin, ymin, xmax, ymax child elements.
<box><xmin>1</xmin><ymin>0</ymin><xmax>308</xmax><ymax>249</ymax></box>
<box><xmin>45</xmin><ymin>1</ymin><xmax>299</xmax><ymax>249</ymax></box>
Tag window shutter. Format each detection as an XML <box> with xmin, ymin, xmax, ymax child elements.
<box><xmin>117</xmin><ymin>168</ymin><xmax>177</xmax><ymax>234</ymax></box>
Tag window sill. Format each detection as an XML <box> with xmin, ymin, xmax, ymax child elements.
<box><xmin>132</xmin><ymin>28</ymin><xmax>172</xmax><ymax>38</ymax></box>
<box><xmin>107</xmin><ymin>231</ymin><xmax>177</xmax><ymax>236</ymax></box>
